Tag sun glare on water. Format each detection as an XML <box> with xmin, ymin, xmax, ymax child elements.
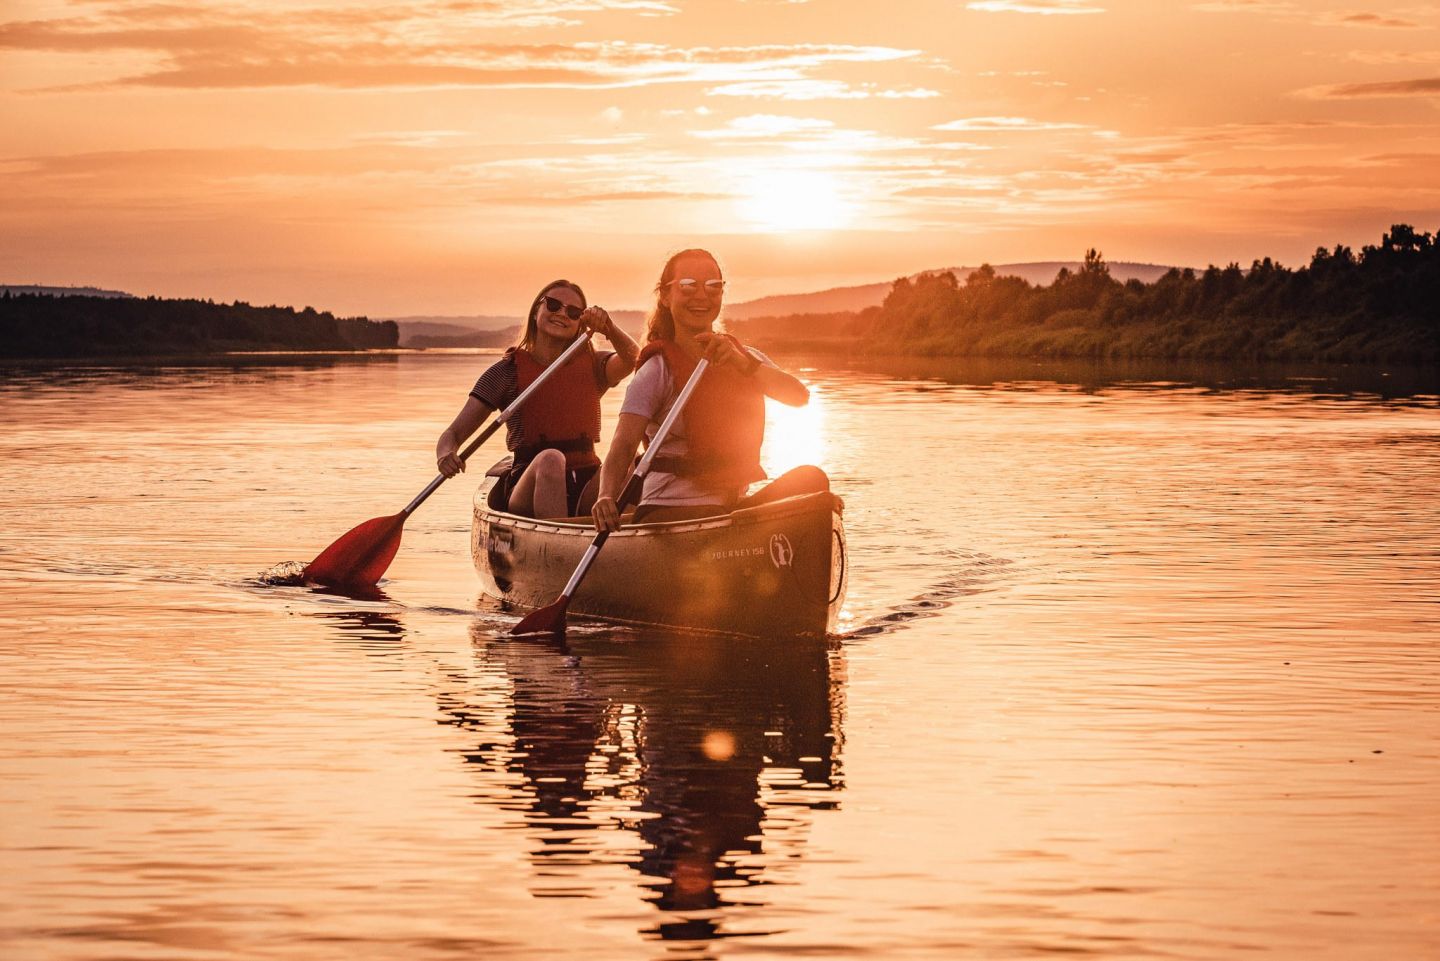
<box><xmin>762</xmin><ymin>386</ymin><xmax>829</xmax><ymax>474</ymax></box>
<box><xmin>736</xmin><ymin>170</ymin><xmax>852</xmax><ymax>232</ymax></box>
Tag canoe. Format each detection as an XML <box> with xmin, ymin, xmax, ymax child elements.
<box><xmin>471</xmin><ymin>476</ymin><xmax>847</xmax><ymax>637</ymax></box>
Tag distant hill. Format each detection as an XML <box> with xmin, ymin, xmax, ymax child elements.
<box><xmin>384</xmin><ymin>315</ymin><xmax>518</xmax><ymax>347</ymax></box>
<box><xmin>392</xmin><ymin>310</ymin><xmax>646</xmax><ymax>348</ymax></box>
<box><xmin>406</xmin><ymin>326</ymin><xmax>521</xmax><ymax>349</ymax></box>
<box><xmin>725</xmin><ymin>262</ymin><xmax>1178</xmax><ymax>320</ymax></box>
<box><xmin>2</xmin><ymin>284</ymin><xmax>133</xmax><ymax>299</ymax></box>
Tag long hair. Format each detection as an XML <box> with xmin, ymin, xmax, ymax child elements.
<box><xmin>644</xmin><ymin>248</ymin><xmax>721</xmax><ymax>343</ymax></box>
<box><xmin>518</xmin><ymin>279</ymin><xmax>587</xmax><ymax>353</ymax></box>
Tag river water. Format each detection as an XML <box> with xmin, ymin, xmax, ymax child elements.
<box><xmin>2</xmin><ymin>351</ymin><xmax>1437</xmax><ymax>960</ymax></box>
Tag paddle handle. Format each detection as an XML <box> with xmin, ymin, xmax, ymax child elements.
<box><xmin>634</xmin><ymin>357</ymin><xmax>708</xmax><ymax>477</ymax></box>
<box><xmin>555</xmin><ymin>358</ymin><xmax>709</xmax><ymax>600</ymax></box>
<box><xmin>402</xmin><ymin>331</ymin><xmax>596</xmax><ymax>516</ymax></box>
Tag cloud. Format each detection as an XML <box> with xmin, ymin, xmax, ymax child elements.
<box><xmin>483</xmin><ymin>189</ymin><xmax>724</xmax><ymax>206</ymax></box>
<box><xmin>352</xmin><ymin>130</ymin><xmax>469</xmax><ymax>148</ymax></box>
<box><xmin>1302</xmin><ymin>75</ymin><xmax>1440</xmax><ymax>97</ymax></box>
<box><xmin>1344</xmin><ymin>49</ymin><xmax>1440</xmax><ymax>64</ymax></box>
<box><xmin>691</xmin><ymin>114</ymin><xmax>836</xmax><ymax>138</ymax></box>
<box><xmin>1193</xmin><ymin>3</ymin><xmax>1427</xmax><ymax>28</ymax></box>
<box><xmin>706</xmin><ymin>79</ymin><xmax>941</xmax><ymax>100</ymax></box>
<box><xmin>932</xmin><ymin>116</ymin><xmax>1092</xmax><ymax>132</ymax></box>
<box><xmin>1</xmin><ymin>6</ymin><xmax>921</xmax><ymax>91</ymax></box>
<box><xmin>965</xmin><ymin>0</ymin><xmax>1105</xmax><ymax>13</ymax></box>
<box><xmin>1320</xmin><ymin>11</ymin><xmax>1426</xmax><ymax>29</ymax></box>
<box><xmin>1190</xmin><ymin>1</ymin><xmax>1296</xmax><ymax>12</ymax></box>
<box><xmin>0</xmin><ymin>1</ymin><xmax>680</xmax><ymax>46</ymax></box>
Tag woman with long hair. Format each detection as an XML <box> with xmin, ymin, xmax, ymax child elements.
<box><xmin>435</xmin><ymin>279</ymin><xmax>639</xmax><ymax>518</ymax></box>
<box><xmin>591</xmin><ymin>249</ymin><xmax>828</xmax><ymax>531</ymax></box>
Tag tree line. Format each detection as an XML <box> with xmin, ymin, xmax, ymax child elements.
<box><xmin>0</xmin><ymin>293</ymin><xmax>398</xmax><ymax>358</ymax></box>
<box><xmin>732</xmin><ymin>225</ymin><xmax>1439</xmax><ymax>364</ymax></box>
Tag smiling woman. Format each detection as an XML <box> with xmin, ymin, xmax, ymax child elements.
<box><xmin>736</xmin><ymin>169</ymin><xmax>854</xmax><ymax>232</ymax></box>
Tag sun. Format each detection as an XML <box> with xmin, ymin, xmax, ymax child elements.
<box><xmin>736</xmin><ymin>169</ymin><xmax>853</xmax><ymax>233</ymax></box>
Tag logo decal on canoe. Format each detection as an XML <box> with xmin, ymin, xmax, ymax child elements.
<box><xmin>769</xmin><ymin>533</ymin><xmax>794</xmax><ymax>568</ymax></box>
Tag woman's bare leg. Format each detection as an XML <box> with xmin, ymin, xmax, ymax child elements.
<box><xmin>508</xmin><ymin>449</ymin><xmax>569</xmax><ymax>518</ymax></box>
<box><xmin>737</xmin><ymin>465</ymin><xmax>829</xmax><ymax>510</ymax></box>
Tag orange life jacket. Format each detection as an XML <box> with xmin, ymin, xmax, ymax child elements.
<box><xmin>508</xmin><ymin>346</ymin><xmax>602</xmax><ymax>469</ymax></box>
<box><xmin>636</xmin><ymin>337</ymin><xmax>766</xmax><ymax>487</ymax></box>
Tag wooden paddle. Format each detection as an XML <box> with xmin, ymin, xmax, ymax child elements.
<box><xmin>304</xmin><ymin>331</ymin><xmax>596</xmax><ymax>588</ymax></box>
<box><xmin>511</xmin><ymin>357</ymin><xmax>711</xmax><ymax>635</ymax></box>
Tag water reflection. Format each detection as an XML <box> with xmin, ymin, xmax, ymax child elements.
<box><xmin>316</xmin><ymin>607</ymin><xmax>409</xmax><ymax>654</ymax></box>
<box><xmin>816</xmin><ymin>353</ymin><xmax>1440</xmax><ymax>403</ymax></box>
<box><xmin>0</xmin><ymin>351</ymin><xmax>400</xmax><ymax>390</ymax></box>
<box><xmin>451</xmin><ymin>625</ymin><xmax>845</xmax><ymax>944</ymax></box>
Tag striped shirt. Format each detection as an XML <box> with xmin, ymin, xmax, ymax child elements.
<box><xmin>470</xmin><ymin>347</ymin><xmax>616</xmax><ymax>454</ymax></box>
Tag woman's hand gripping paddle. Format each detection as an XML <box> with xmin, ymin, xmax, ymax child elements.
<box><xmin>511</xmin><ymin>358</ymin><xmax>711</xmax><ymax>635</ymax></box>
<box><xmin>304</xmin><ymin>332</ymin><xmax>596</xmax><ymax>588</ymax></box>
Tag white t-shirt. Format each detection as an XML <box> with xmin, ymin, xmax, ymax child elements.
<box><xmin>619</xmin><ymin>347</ymin><xmax>775</xmax><ymax>508</ymax></box>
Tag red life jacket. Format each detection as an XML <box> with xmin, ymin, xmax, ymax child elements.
<box><xmin>636</xmin><ymin>337</ymin><xmax>766</xmax><ymax>486</ymax></box>
<box><xmin>508</xmin><ymin>346</ymin><xmax>602</xmax><ymax>469</ymax></box>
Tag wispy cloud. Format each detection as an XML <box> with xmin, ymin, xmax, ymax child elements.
<box><xmin>1193</xmin><ymin>3</ymin><xmax>1431</xmax><ymax>28</ymax></box>
<box><xmin>933</xmin><ymin>116</ymin><xmax>1092</xmax><ymax>132</ymax></box>
<box><xmin>1191</xmin><ymin>0</ymin><xmax>1294</xmax><ymax>11</ymax></box>
<box><xmin>1344</xmin><ymin>49</ymin><xmax>1440</xmax><ymax>64</ymax></box>
<box><xmin>1301</xmin><ymin>75</ymin><xmax>1440</xmax><ymax>97</ymax></box>
<box><xmin>966</xmin><ymin>0</ymin><xmax>1105</xmax><ymax>14</ymax></box>
<box><xmin>706</xmin><ymin>79</ymin><xmax>940</xmax><ymax>99</ymax></box>
<box><xmin>691</xmin><ymin>114</ymin><xmax>837</xmax><ymax>138</ymax></box>
<box><xmin>0</xmin><ymin>6</ymin><xmax>921</xmax><ymax>91</ymax></box>
<box><xmin>352</xmin><ymin>130</ymin><xmax>470</xmax><ymax>148</ymax></box>
<box><xmin>1319</xmin><ymin>11</ymin><xmax>1426</xmax><ymax>29</ymax></box>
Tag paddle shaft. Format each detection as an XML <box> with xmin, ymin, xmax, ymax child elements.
<box><xmin>402</xmin><ymin>330</ymin><xmax>595</xmax><ymax>515</ymax></box>
<box><xmin>554</xmin><ymin>357</ymin><xmax>711</xmax><ymax>601</ymax></box>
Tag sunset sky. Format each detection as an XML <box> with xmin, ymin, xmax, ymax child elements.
<box><xmin>4</xmin><ymin>0</ymin><xmax>1439</xmax><ymax>315</ymax></box>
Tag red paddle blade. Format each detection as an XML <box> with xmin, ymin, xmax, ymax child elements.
<box><xmin>304</xmin><ymin>513</ymin><xmax>407</xmax><ymax>587</ymax></box>
<box><xmin>511</xmin><ymin>599</ymin><xmax>568</xmax><ymax>636</ymax></box>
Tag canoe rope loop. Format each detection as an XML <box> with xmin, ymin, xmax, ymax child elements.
<box><xmin>781</xmin><ymin>526</ymin><xmax>844</xmax><ymax>607</ymax></box>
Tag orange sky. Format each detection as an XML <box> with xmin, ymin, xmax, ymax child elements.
<box><xmin>3</xmin><ymin>0</ymin><xmax>1439</xmax><ymax>315</ymax></box>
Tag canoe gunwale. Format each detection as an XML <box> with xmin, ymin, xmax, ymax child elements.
<box><xmin>472</xmin><ymin>483</ymin><xmax>840</xmax><ymax>539</ymax></box>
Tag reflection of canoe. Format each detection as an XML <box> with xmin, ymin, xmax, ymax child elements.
<box><xmin>471</xmin><ymin>477</ymin><xmax>847</xmax><ymax>637</ymax></box>
<box><xmin>463</xmin><ymin>628</ymin><xmax>845</xmax><ymax>918</ymax></box>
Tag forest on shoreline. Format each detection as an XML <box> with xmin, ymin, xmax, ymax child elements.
<box><xmin>0</xmin><ymin>294</ymin><xmax>397</xmax><ymax>358</ymax></box>
<box><xmin>730</xmin><ymin>225</ymin><xmax>1439</xmax><ymax>365</ymax></box>
<box><xmin>4</xmin><ymin>225</ymin><xmax>1435</xmax><ymax>365</ymax></box>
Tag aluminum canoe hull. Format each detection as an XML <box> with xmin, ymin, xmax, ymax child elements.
<box><xmin>471</xmin><ymin>485</ymin><xmax>847</xmax><ymax>637</ymax></box>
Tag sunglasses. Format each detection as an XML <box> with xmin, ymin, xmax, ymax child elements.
<box><xmin>671</xmin><ymin>278</ymin><xmax>726</xmax><ymax>294</ymax></box>
<box><xmin>542</xmin><ymin>295</ymin><xmax>584</xmax><ymax>320</ymax></box>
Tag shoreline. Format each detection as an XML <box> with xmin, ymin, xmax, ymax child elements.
<box><xmin>0</xmin><ymin>347</ymin><xmax>470</xmax><ymax>367</ymax></box>
<box><xmin>5</xmin><ymin>346</ymin><xmax>1436</xmax><ymax>398</ymax></box>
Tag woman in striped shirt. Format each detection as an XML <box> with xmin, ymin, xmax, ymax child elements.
<box><xmin>434</xmin><ymin>280</ymin><xmax>639</xmax><ymax>518</ymax></box>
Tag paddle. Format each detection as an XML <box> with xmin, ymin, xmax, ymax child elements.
<box><xmin>511</xmin><ymin>356</ymin><xmax>711</xmax><ymax>635</ymax></box>
<box><xmin>304</xmin><ymin>331</ymin><xmax>596</xmax><ymax>588</ymax></box>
